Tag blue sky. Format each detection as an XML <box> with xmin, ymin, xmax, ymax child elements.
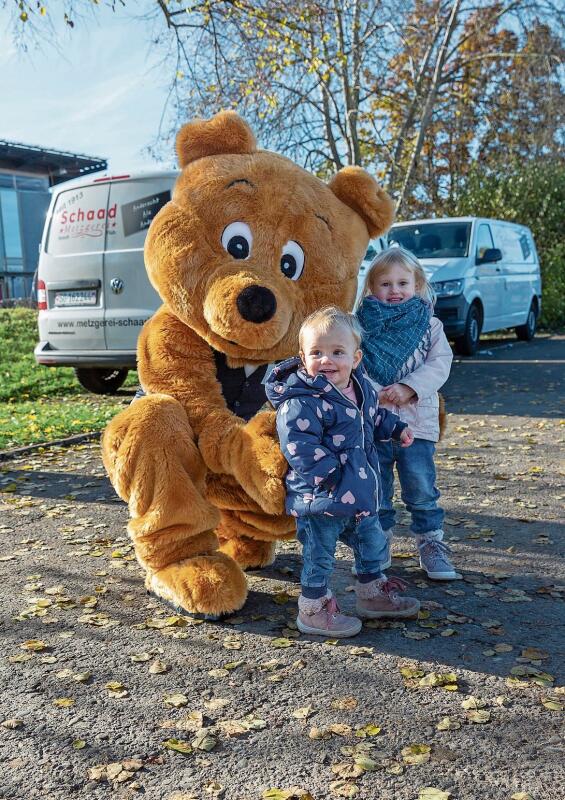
<box><xmin>0</xmin><ymin>3</ymin><xmax>175</xmax><ymax>173</ymax></box>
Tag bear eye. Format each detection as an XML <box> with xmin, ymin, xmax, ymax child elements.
<box><xmin>221</xmin><ymin>221</ymin><xmax>252</xmax><ymax>260</ymax></box>
<box><xmin>280</xmin><ymin>240</ymin><xmax>305</xmax><ymax>281</ymax></box>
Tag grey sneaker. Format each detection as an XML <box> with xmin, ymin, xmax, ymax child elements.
<box><xmin>417</xmin><ymin>536</ymin><xmax>459</xmax><ymax>580</ymax></box>
<box><xmin>355</xmin><ymin>577</ymin><xmax>420</xmax><ymax>619</ymax></box>
<box><xmin>351</xmin><ymin>528</ymin><xmax>393</xmax><ymax>575</ymax></box>
<box><xmin>297</xmin><ymin>593</ymin><xmax>362</xmax><ymax>638</ymax></box>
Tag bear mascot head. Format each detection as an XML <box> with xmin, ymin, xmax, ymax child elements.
<box><xmin>102</xmin><ymin>111</ymin><xmax>394</xmax><ymax>617</ymax></box>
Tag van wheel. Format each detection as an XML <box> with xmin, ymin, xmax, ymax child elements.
<box><xmin>515</xmin><ymin>302</ymin><xmax>538</xmax><ymax>341</ymax></box>
<box><xmin>454</xmin><ymin>304</ymin><xmax>482</xmax><ymax>356</ymax></box>
<box><xmin>75</xmin><ymin>367</ymin><xmax>129</xmax><ymax>395</ymax></box>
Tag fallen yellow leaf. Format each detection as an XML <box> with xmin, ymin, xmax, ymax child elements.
<box><xmin>467</xmin><ymin>710</ymin><xmax>491</xmax><ymax>724</ymax></box>
<box><xmin>541</xmin><ymin>698</ymin><xmax>562</xmax><ymax>712</ymax></box>
<box><xmin>419</xmin><ymin>789</ymin><xmax>451</xmax><ymax>800</ymax></box>
<box><xmin>72</xmin><ymin>739</ymin><xmax>86</xmax><ymax>749</ymax></box>
<box><xmin>331</xmin><ymin>696</ymin><xmax>358</xmax><ymax>711</ymax></box>
<box><xmin>401</xmin><ymin>744</ymin><xmax>431</xmax><ymax>765</ymax></box>
<box><xmin>162</xmin><ymin>738</ymin><xmax>192</xmax><ymax>755</ymax></box>
<box><xmin>164</xmin><ymin>693</ymin><xmax>189</xmax><ymax>708</ymax></box>
<box><xmin>53</xmin><ymin>697</ymin><xmax>74</xmax><ymax>708</ymax></box>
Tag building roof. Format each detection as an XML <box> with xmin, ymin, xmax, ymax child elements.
<box><xmin>0</xmin><ymin>140</ymin><xmax>107</xmax><ymax>185</ymax></box>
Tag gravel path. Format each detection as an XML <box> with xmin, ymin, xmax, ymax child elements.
<box><xmin>1</xmin><ymin>335</ymin><xmax>563</xmax><ymax>800</ymax></box>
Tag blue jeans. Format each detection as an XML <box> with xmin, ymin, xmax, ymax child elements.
<box><xmin>376</xmin><ymin>438</ymin><xmax>444</xmax><ymax>535</ymax></box>
<box><xmin>296</xmin><ymin>514</ymin><xmax>387</xmax><ymax>599</ymax></box>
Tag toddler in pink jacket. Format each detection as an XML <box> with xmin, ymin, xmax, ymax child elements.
<box><xmin>356</xmin><ymin>246</ymin><xmax>458</xmax><ymax>580</ymax></box>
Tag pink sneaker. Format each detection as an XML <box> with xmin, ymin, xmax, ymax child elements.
<box><xmin>355</xmin><ymin>577</ymin><xmax>420</xmax><ymax>619</ymax></box>
<box><xmin>297</xmin><ymin>592</ymin><xmax>362</xmax><ymax>638</ymax></box>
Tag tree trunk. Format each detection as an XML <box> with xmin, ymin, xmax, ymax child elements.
<box><xmin>395</xmin><ymin>0</ymin><xmax>463</xmax><ymax>215</ymax></box>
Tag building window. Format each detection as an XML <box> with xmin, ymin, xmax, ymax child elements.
<box><xmin>0</xmin><ymin>188</ymin><xmax>23</xmax><ymax>259</ymax></box>
<box><xmin>15</xmin><ymin>175</ymin><xmax>49</xmax><ymax>192</ymax></box>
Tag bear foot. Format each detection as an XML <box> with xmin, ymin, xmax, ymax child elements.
<box><xmin>218</xmin><ymin>536</ymin><xmax>276</xmax><ymax>570</ymax></box>
<box><xmin>145</xmin><ymin>552</ymin><xmax>247</xmax><ymax>617</ymax></box>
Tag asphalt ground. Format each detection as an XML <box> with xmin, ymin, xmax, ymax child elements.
<box><xmin>1</xmin><ymin>334</ymin><xmax>563</xmax><ymax>800</ymax></box>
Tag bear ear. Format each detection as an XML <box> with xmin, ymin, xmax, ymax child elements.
<box><xmin>176</xmin><ymin>110</ymin><xmax>257</xmax><ymax>167</ymax></box>
<box><xmin>329</xmin><ymin>166</ymin><xmax>395</xmax><ymax>238</ymax></box>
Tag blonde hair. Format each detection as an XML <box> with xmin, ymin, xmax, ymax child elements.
<box><xmin>359</xmin><ymin>246</ymin><xmax>435</xmax><ymax>305</ymax></box>
<box><xmin>299</xmin><ymin>306</ymin><xmax>363</xmax><ymax>350</ymax></box>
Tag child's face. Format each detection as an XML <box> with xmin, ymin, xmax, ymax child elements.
<box><xmin>370</xmin><ymin>263</ymin><xmax>416</xmax><ymax>304</ymax></box>
<box><xmin>300</xmin><ymin>324</ymin><xmax>362</xmax><ymax>390</ymax></box>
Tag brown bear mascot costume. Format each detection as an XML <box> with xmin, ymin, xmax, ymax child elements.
<box><xmin>102</xmin><ymin>111</ymin><xmax>394</xmax><ymax>618</ymax></box>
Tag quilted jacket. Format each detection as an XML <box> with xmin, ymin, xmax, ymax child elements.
<box><xmin>266</xmin><ymin>357</ymin><xmax>406</xmax><ymax>518</ymax></box>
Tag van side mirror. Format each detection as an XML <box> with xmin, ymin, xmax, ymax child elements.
<box><xmin>477</xmin><ymin>248</ymin><xmax>502</xmax><ymax>265</ymax></box>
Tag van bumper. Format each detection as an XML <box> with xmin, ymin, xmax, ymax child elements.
<box><xmin>34</xmin><ymin>341</ymin><xmax>137</xmax><ymax>368</ymax></box>
<box><xmin>434</xmin><ymin>295</ymin><xmax>469</xmax><ymax>337</ymax></box>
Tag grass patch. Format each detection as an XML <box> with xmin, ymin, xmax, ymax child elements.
<box><xmin>0</xmin><ymin>307</ymin><xmax>137</xmax><ymax>449</ymax></box>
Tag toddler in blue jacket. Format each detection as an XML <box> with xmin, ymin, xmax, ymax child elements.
<box><xmin>266</xmin><ymin>306</ymin><xmax>420</xmax><ymax>638</ymax></box>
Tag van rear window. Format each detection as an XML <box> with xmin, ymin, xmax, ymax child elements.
<box><xmin>389</xmin><ymin>222</ymin><xmax>471</xmax><ymax>259</ymax></box>
<box><xmin>47</xmin><ymin>184</ymin><xmax>110</xmax><ymax>255</ymax></box>
<box><xmin>47</xmin><ymin>181</ymin><xmax>172</xmax><ymax>255</ymax></box>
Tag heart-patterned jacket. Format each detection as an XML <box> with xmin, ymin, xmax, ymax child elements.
<box><xmin>266</xmin><ymin>357</ymin><xmax>406</xmax><ymax>519</ymax></box>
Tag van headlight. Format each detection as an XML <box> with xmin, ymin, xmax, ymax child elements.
<box><xmin>432</xmin><ymin>279</ymin><xmax>464</xmax><ymax>297</ymax></box>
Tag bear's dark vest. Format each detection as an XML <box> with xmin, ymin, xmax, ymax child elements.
<box><xmin>212</xmin><ymin>350</ymin><xmax>269</xmax><ymax>422</ymax></box>
<box><xmin>134</xmin><ymin>352</ymin><xmax>270</xmax><ymax>422</ymax></box>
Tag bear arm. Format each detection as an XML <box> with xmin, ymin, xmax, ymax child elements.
<box><xmin>137</xmin><ymin>308</ymin><xmax>243</xmax><ymax>471</ymax></box>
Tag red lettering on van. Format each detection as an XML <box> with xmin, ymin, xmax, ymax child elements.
<box><xmin>59</xmin><ymin>205</ymin><xmax>116</xmax><ymax>221</ymax></box>
<box><xmin>57</xmin><ymin>202</ymin><xmax>119</xmax><ymax>238</ymax></box>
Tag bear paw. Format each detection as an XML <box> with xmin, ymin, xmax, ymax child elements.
<box><xmin>146</xmin><ymin>553</ymin><xmax>247</xmax><ymax>617</ymax></box>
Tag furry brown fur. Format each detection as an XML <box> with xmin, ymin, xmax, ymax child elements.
<box><xmin>102</xmin><ymin>111</ymin><xmax>394</xmax><ymax>616</ymax></box>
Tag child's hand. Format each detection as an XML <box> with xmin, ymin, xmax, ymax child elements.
<box><xmin>399</xmin><ymin>427</ymin><xmax>414</xmax><ymax>448</ymax></box>
<box><xmin>379</xmin><ymin>383</ymin><xmax>416</xmax><ymax>406</ymax></box>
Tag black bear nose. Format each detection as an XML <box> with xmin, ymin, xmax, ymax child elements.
<box><xmin>236</xmin><ymin>285</ymin><xmax>277</xmax><ymax>323</ymax></box>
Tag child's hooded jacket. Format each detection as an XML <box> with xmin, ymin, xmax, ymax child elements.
<box><xmin>266</xmin><ymin>357</ymin><xmax>406</xmax><ymax>518</ymax></box>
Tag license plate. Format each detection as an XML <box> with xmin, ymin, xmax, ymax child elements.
<box><xmin>54</xmin><ymin>290</ymin><xmax>97</xmax><ymax>307</ymax></box>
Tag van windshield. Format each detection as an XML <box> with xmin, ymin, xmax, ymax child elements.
<box><xmin>389</xmin><ymin>222</ymin><xmax>471</xmax><ymax>259</ymax></box>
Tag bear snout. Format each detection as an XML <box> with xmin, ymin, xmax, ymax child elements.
<box><xmin>236</xmin><ymin>285</ymin><xmax>277</xmax><ymax>323</ymax></box>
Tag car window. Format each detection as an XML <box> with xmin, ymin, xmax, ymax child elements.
<box><xmin>47</xmin><ymin>184</ymin><xmax>109</xmax><ymax>255</ymax></box>
<box><xmin>362</xmin><ymin>236</ymin><xmax>387</xmax><ymax>264</ymax></box>
<box><xmin>388</xmin><ymin>223</ymin><xmax>471</xmax><ymax>258</ymax></box>
<box><xmin>476</xmin><ymin>224</ymin><xmax>494</xmax><ymax>260</ymax></box>
<box><xmin>495</xmin><ymin>225</ymin><xmax>535</xmax><ymax>264</ymax></box>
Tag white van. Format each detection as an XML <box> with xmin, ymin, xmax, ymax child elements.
<box><xmin>34</xmin><ymin>170</ymin><xmax>178</xmax><ymax>392</ymax></box>
<box><xmin>385</xmin><ymin>217</ymin><xmax>542</xmax><ymax>355</ymax></box>
<box><xmin>356</xmin><ymin>236</ymin><xmax>389</xmax><ymax>300</ymax></box>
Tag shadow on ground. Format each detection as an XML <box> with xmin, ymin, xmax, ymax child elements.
<box><xmin>445</xmin><ymin>335</ymin><xmax>564</xmax><ymax>418</ymax></box>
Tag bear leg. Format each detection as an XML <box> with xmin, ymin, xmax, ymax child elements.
<box><xmin>218</xmin><ymin>535</ymin><xmax>276</xmax><ymax>571</ymax></box>
<box><xmin>102</xmin><ymin>394</ymin><xmax>247</xmax><ymax>616</ymax></box>
<box><xmin>215</xmin><ymin>508</ymin><xmax>295</xmax><ymax>570</ymax></box>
